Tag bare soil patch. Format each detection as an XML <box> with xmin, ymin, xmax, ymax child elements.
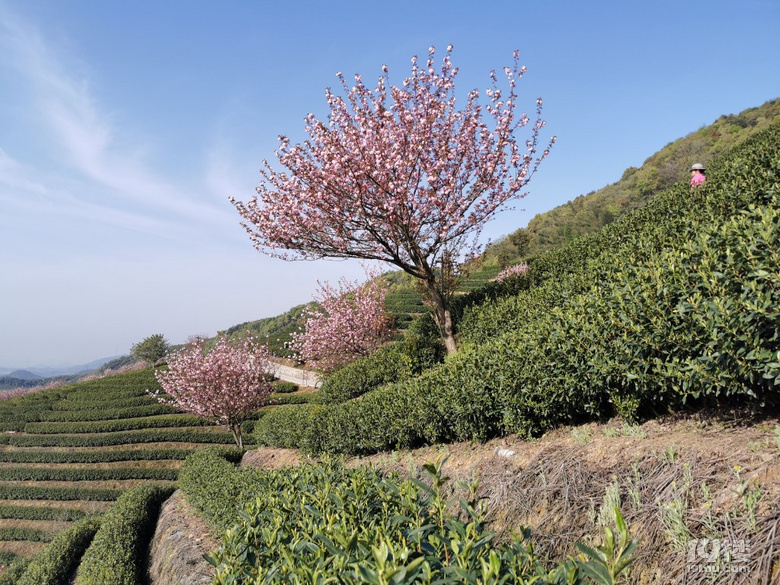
<box><xmin>148</xmin><ymin>490</ymin><xmax>219</xmax><ymax>585</ymax></box>
<box><xmin>240</xmin><ymin>447</ymin><xmax>301</xmax><ymax>469</ymax></box>
<box><xmin>0</xmin><ymin>500</ymin><xmax>112</xmax><ymax>512</ymax></box>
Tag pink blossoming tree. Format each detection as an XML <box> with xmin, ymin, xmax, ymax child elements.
<box><xmin>495</xmin><ymin>262</ymin><xmax>529</xmax><ymax>282</ymax></box>
<box><xmin>231</xmin><ymin>46</ymin><xmax>554</xmax><ymax>354</ymax></box>
<box><xmin>151</xmin><ymin>335</ymin><xmax>273</xmax><ymax>448</ymax></box>
<box><xmin>289</xmin><ymin>273</ymin><xmax>392</xmax><ymax>373</ymax></box>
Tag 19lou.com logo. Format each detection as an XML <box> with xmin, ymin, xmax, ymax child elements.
<box><xmin>686</xmin><ymin>538</ymin><xmax>751</xmax><ymax>575</ymax></box>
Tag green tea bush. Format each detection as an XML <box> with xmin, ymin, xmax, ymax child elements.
<box><xmin>39</xmin><ymin>403</ymin><xmax>178</xmax><ymax>421</ymax></box>
<box><xmin>456</xmin><ymin>127</ymin><xmax>780</xmax><ymax>427</ymax></box>
<box><xmin>0</xmin><ymin>465</ymin><xmax>178</xmax><ymax>482</ymax></box>
<box><xmin>75</xmin><ymin>484</ymin><xmax>174</xmax><ymax>585</ymax></box>
<box><xmin>50</xmin><ymin>396</ymin><xmax>157</xmax><ymax>411</ymax></box>
<box><xmin>590</xmin><ymin>188</ymin><xmax>780</xmax><ymax>414</ymax></box>
<box><xmin>0</xmin><ymin>551</ymin><xmax>17</xmax><ymax>567</ymax></box>
<box><xmin>178</xmin><ymin>448</ymin><xmax>261</xmax><ymax>532</ymax></box>
<box><xmin>205</xmin><ymin>456</ymin><xmax>635</xmax><ymax>584</ymax></box>
<box><xmin>318</xmin><ymin>344</ymin><xmax>406</xmax><ymax>403</ymax></box>
<box><xmin>23</xmin><ymin>413</ymin><xmax>212</xmax><ymax>434</ymax></box>
<box><xmin>0</xmin><ymin>447</ymin><xmax>205</xmax><ymax>464</ymax></box>
<box><xmin>0</xmin><ymin>485</ymin><xmax>121</xmax><ymax>501</ymax></box>
<box><xmin>0</xmin><ymin>400</ymin><xmax>57</xmax><ymax>430</ymax></box>
<box><xmin>272</xmin><ymin>381</ymin><xmax>298</xmax><ymax>393</ymax></box>
<box><xmin>305</xmin><ymin>382</ymin><xmax>429</xmax><ymax>454</ymax></box>
<box><xmin>267</xmin><ymin>391</ymin><xmax>318</xmax><ymax>405</ymax></box>
<box><xmin>58</xmin><ymin>369</ymin><xmax>158</xmax><ymax>399</ymax></box>
<box><xmin>0</xmin><ymin>504</ymin><xmax>88</xmax><ymax>521</ymax></box>
<box><xmin>2</xmin><ymin>427</ymin><xmax>241</xmax><ymax>447</ymax></box>
<box><xmin>14</xmin><ymin>516</ymin><xmax>102</xmax><ymax>585</ymax></box>
<box><xmin>0</xmin><ymin>527</ymin><xmax>53</xmax><ymax>542</ymax></box>
<box><xmin>0</xmin><ymin>557</ymin><xmax>31</xmax><ymax>585</ymax></box>
<box><xmin>251</xmin><ymin>404</ymin><xmax>324</xmax><ymax>450</ymax></box>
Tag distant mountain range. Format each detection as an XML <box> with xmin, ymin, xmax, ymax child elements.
<box><xmin>0</xmin><ymin>356</ymin><xmax>122</xmax><ymax>379</ymax></box>
<box><xmin>5</xmin><ymin>369</ymin><xmax>42</xmax><ymax>381</ymax></box>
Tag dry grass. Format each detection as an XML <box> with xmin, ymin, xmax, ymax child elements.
<box><xmin>0</xmin><ymin>540</ymin><xmax>45</xmax><ymax>556</ymax></box>
<box><xmin>348</xmin><ymin>412</ymin><xmax>780</xmax><ymax>585</ymax></box>
<box><xmin>0</xmin><ymin>500</ymin><xmax>112</xmax><ymax>512</ymax></box>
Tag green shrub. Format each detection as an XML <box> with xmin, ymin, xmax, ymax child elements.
<box><xmin>3</xmin><ymin>427</ymin><xmax>242</xmax><ymax>447</ymax></box>
<box><xmin>318</xmin><ymin>344</ymin><xmax>409</xmax><ymax>404</ymax></box>
<box><xmin>272</xmin><ymin>381</ymin><xmax>298</xmax><ymax>393</ymax></box>
<box><xmin>0</xmin><ymin>527</ymin><xmax>53</xmax><ymax>542</ymax></box>
<box><xmin>591</xmin><ymin>188</ymin><xmax>780</xmax><ymax>415</ymax></box>
<box><xmin>0</xmin><ymin>504</ymin><xmax>88</xmax><ymax>521</ymax></box>
<box><xmin>178</xmin><ymin>448</ymin><xmax>261</xmax><ymax>532</ymax></box>
<box><xmin>0</xmin><ymin>465</ymin><xmax>178</xmax><ymax>482</ymax></box>
<box><xmin>23</xmin><ymin>413</ymin><xmax>212</xmax><ymax>434</ymax></box>
<box><xmin>267</xmin><ymin>391</ymin><xmax>318</xmax><ymax>405</ymax></box>
<box><xmin>0</xmin><ymin>550</ymin><xmax>17</xmax><ymax>566</ymax></box>
<box><xmin>253</xmin><ymin>404</ymin><xmax>325</xmax><ymax>450</ymax></box>
<box><xmin>206</xmin><ymin>457</ymin><xmax>635</xmax><ymax>584</ymax></box>
<box><xmin>0</xmin><ymin>485</ymin><xmax>121</xmax><ymax>501</ymax></box>
<box><xmin>39</xmin><ymin>403</ymin><xmax>178</xmax><ymax>421</ymax></box>
<box><xmin>253</xmin><ymin>122</ymin><xmax>780</xmax><ymax>455</ymax></box>
<box><xmin>0</xmin><ymin>447</ymin><xmax>203</xmax><ymax>464</ymax></box>
<box><xmin>318</xmin><ymin>317</ymin><xmax>443</xmax><ymax>404</ymax></box>
<box><xmin>75</xmin><ymin>484</ymin><xmax>174</xmax><ymax>585</ymax></box>
<box><xmin>50</xmin><ymin>396</ymin><xmax>157</xmax><ymax>411</ymax></box>
<box><xmin>15</xmin><ymin>516</ymin><xmax>102</xmax><ymax>585</ymax></box>
<box><xmin>254</xmin><ymin>379</ymin><xmax>436</xmax><ymax>456</ymax></box>
<box><xmin>0</xmin><ymin>557</ymin><xmax>32</xmax><ymax>585</ymax></box>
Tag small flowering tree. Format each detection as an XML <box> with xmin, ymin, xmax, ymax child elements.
<box><xmin>288</xmin><ymin>273</ymin><xmax>392</xmax><ymax>373</ymax></box>
<box><xmin>495</xmin><ymin>262</ymin><xmax>529</xmax><ymax>282</ymax></box>
<box><xmin>151</xmin><ymin>335</ymin><xmax>273</xmax><ymax>448</ymax></box>
<box><xmin>231</xmin><ymin>45</ymin><xmax>554</xmax><ymax>355</ymax></box>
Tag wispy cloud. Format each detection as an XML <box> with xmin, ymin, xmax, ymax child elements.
<box><xmin>0</xmin><ymin>149</ymin><xmax>47</xmax><ymax>197</ymax></box>
<box><xmin>0</xmin><ymin>4</ymin><xmax>236</xmax><ymax>242</ymax></box>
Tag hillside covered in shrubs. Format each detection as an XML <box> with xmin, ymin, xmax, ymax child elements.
<box><xmin>253</xmin><ymin>118</ymin><xmax>780</xmax><ymax>455</ymax></box>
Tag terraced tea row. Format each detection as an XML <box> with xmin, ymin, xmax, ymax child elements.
<box><xmin>0</xmin><ymin>368</ymin><xmax>243</xmax><ymax>573</ymax></box>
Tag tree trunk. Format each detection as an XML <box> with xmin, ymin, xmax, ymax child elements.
<box><xmin>421</xmin><ymin>279</ymin><xmax>458</xmax><ymax>356</ymax></box>
<box><xmin>441</xmin><ymin>322</ymin><xmax>458</xmax><ymax>356</ymax></box>
<box><xmin>230</xmin><ymin>424</ymin><xmax>244</xmax><ymax>450</ymax></box>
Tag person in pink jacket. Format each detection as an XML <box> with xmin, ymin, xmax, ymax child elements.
<box><xmin>689</xmin><ymin>163</ymin><xmax>706</xmax><ymax>188</ymax></box>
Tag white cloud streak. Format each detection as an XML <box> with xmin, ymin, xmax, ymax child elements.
<box><xmin>0</xmin><ymin>5</ymin><xmax>237</xmax><ymax>245</ymax></box>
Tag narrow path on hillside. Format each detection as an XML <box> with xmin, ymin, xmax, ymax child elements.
<box><xmin>268</xmin><ymin>361</ymin><xmax>321</xmax><ymax>388</ymax></box>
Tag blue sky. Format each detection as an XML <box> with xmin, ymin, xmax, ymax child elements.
<box><xmin>1</xmin><ymin>0</ymin><xmax>778</xmax><ymax>368</ymax></box>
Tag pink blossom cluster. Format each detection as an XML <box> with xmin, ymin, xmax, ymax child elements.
<box><xmin>68</xmin><ymin>362</ymin><xmax>147</xmax><ymax>384</ymax></box>
<box><xmin>495</xmin><ymin>262</ymin><xmax>529</xmax><ymax>282</ymax></box>
<box><xmin>103</xmin><ymin>361</ymin><xmax>147</xmax><ymax>377</ymax></box>
<box><xmin>288</xmin><ymin>274</ymin><xmax>391</xmax><ymax>373</ymax></box>
<box><xmin>56</xmin><ymin>361</ymin><xmax>149</xmax><ymax>382</ymax></box>
<box><xmin>0</xmin><ymin>379</ymin><xmax>66</xmax><ymax>401</ymax></box>
<box><xmin>151</xmin><ymin>335</ymin><xmax>273</xmax><ymax>448</ymax></box>
<box><xmin>230</xmin><ymin>46</ymin><xmax>554</xmax><ymax>355</ymax></box>
<box><xmin>232</xmin><ymin>46</ymin><xmax>552</xmax><ymax>267</ymax></box>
